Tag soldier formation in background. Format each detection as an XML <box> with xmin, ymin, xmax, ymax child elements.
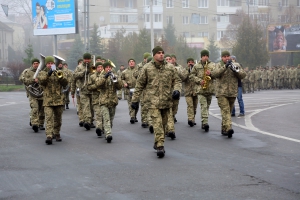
<box><xmin>19</xmin><ymin>46</ymin><xmax>299</xmax><ymax>158</ymax></box>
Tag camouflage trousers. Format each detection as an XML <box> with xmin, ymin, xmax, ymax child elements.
<box><xmin>290</xmin><ymin>78</ymin><xmax>296</xmax><ymax>89</ymax></box>
<box><xmin>80</xmin><ymin>93</ymin><xmax>93</xmax><ymax>123</ymax></box>
<box><xmin>140</xmin><ymin>92</ymin><xmax>148</xmax><ymax>123</ymax></box>
<box><xmin>185</xmin><ymin>95</ymin><xmax>198</xmax><ymax>122</ymax></box>
<box><xmin>29</xmin><ymin>97</ymin><xmax>44</xmax><ymax>126</ymax></box>
<box><xmin>172</xmin><ymin>99</ymin><xmax>179</xmax><ymax>117</ymax></box>
<box><xmin>249</xmin><ymin>82</ymin><xmax>255</xmax><ymax>92</ymax></box>
<box><xmin>100</xmin><ymin>105</ymin><xmax>116</xmax><ymax>137</ymax></box>
<box><xmin>198</xmin><ymin>94</ymin><xmax>212</xmax><ymax>124</ymax></box>
<box><xmin>117</xmin><ymin>88</ymin><xmax>128</xmax><ymax>100</ymax></box>
<box><xmin>93</xmin><ymin>103</ymin><xmax>103</xmax><ymax>130</ymax></box>
<box><xmin>217</xmin><ymin>96</ymin><xmax>236</xmax><ymax>132</ymax></box>
<box><xmin>64</xmin><ymin>91</ymin><xmax>70</xmax><ymax>104</ymax></box>
<box><xmin>127</xmin><ymin>94</ymin><xmax>139</xmax><ymax>118</ymax></box>
<box><xmin>44</xmin><ymin>105</ymin><xmax>64</xmax><ymax>138</ymax></box>
<box><xmin>150</xmin><ymin>108</ymin><xmax>172</xmax><ymax>147</ymax></box>
<box><xmin>267</xmin><ymin>80</ymin><xmax>273</xmax><ymax>89</ymax></box>
<box><xmin>262</xmin><ymin>79</ymin><xmax>268</xmax><ymax>89</ymax></box>
<box><xmin>76</xmin><ymin>95</ymin><xmax>83</xmax><ymax>122</ymax></box>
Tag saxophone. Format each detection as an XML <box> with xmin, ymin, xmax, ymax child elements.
<box><xmin>202</xmin><ymin>61</ymin><xmax>211</xmax><ymax>90</ymax></box>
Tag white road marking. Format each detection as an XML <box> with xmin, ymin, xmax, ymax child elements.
<box><xmin>210</xmin><ymin>102</ymin><xmax>300</xmax><ymax>143</ymax></box>
<box><xmin>0</xmin><ymin>102</ymin><xmax>17</xmax><ymax>107</ymax></box>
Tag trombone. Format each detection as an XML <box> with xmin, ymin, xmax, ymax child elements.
<box><xmin>53</xmin><ymin>55</ymin><xmax>65</xmax><ymax>78</ymax></box>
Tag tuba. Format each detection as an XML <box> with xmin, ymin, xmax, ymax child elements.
<box><xmin>53</xmin><ymin>55</ymin><xmax>65</xmax><ymax>79</ymax></box>
<box><xmin>107</xmin><ymin>59</ymin><xmax>116</xmax><ymax>68</ymax></box>
<box><xmin>90</xmin><ymin>55</ymin><xmax>96</xmax><ymax>73</ymax></box>
<box><xmin>202</xmin><ymin>61</ymin><xmax>211</xmax><ymax>90</ymax></box>
<box><xmin>25</xmin><ymin>54</ymin><xmax>45</xmax><ymax>98</ymax></box>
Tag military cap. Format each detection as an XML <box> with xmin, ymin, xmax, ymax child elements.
<box><xmin>143</xmin><ymin>52</ymin><xmax>151</xmax><ymax>59</ymax></box>
<box><xmin>152</xmin><ymin>46</ymin><xmax>164</xmax><ymax>56</ymax></box>
<box><xmin>171</xmin><ymin>54</ymin><xmax>176</xmax><ymax>58</ymax></box>
<box><xmin>31</xmin><ymin>58</ymin><xmax>40</xmax><ymax>64</ymax></box>
<box><xmin>221</xmin><ymin>51</ymin><xmax>230</xmax><ymax>57</ymax></box>
<box><xmin>164</xmin><ymin>54</ymin><xmax>171</xmax><ymax>58</ymax></box>
<box><xmin>45</xmin><ymin>56</ymin><xmax>54</xmax><ymax>64</ymax></box>
<box><xmin>186</xmin><ymin>58</ymin><xmax>194</xmax><ymax>63</ymax></box>
<box><xmin>128</xmin><ymin>58</ymin><xmax>135</xmax><ymax>63</ymax></box>
<box><xmin>77</xmin><ymin>58</ymin><xmax>83</xmax><ymax>64</ymax></box>
<box><xmin>95</xmin><ymin>56</ymin><xmax>102</xmax><ymax>60</ymax></box>
<box><xmin>147</xmin><ymin>56</ymin><xmax>153</xmax><ymax>63</ymax></box>
<box><xmin>103</xmin><ymin>62</ymin><xmax>112</xmax><ymax>68</ymax></box>
<box><xmin>83</xmin><ymin>53</ymin><xmax>92</xmax><ymax>59</ymax></box>
<box><xmin>201</xmin><ymin>50</ymin><xmax>209</xmax><ymax>57</ymax></box>
<box><xmin>95</xmin><ymin>62</ymin><xmax>103</xmax><ymax>67</ymax></box>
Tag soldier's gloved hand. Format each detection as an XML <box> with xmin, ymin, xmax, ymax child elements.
<box><xmin>105</xmin><ymin>71</ymin><xmax>112</xmax><ymax>78</ymax></box>
<box><xmin>48</xmin><ymin>69</ymin><xmax>53</xmax><ymax>76</ymax></box>
<box><xmin>172</xmin><ymin>90</ymin><xmax>180</xmax><ymax>100</ymax></box>
<box><xmin>131</xmin><ymin>102</ymin><xmax>139</xmax><ymax>110</ymax></box>
<box><xmin>225</xmin><ymin>60</ymin><xmax>232</xmax><ymax>68</ymax></box>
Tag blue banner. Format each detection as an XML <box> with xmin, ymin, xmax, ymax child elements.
<box><xmin>32</xmin><ymin>0</ymin><xmax>77</xmax><ymax>35</ymax></box>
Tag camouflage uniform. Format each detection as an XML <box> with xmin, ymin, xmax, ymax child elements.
<box><xmin>88</xmin><ymin>71</ymin><xmax>103</xmax><ymax>131</ymax></box>
<box><xmin>243</xmin><ymin>69</ymin><xmax>249</xmax><ymax>93</ymax></box>
<box><xmin>116</xmin><ymin>68</ymin><xmax>126</xmax><ymax>100</ymax></box>
<box><xmin>71</xmin><ymin>67</ymin><xmax>83</xmax><ymax>124</ymax></box>
<box><xmin>261</xmin><ymin>68</ymin><xmax>268</xmax><ymax>90</ymax></box>
<box><xmin>172</xmin><ymin>63</ymin><xmax>184</xmax><ymax>121</ymax></box>
<box><xmin>95</xmin><ymin>72</ymin><xmax>123</xmax><ymax>138</ymax></box>
<box><xmin>121</xmin><ymin>66</ymin><xmax>139</xmax><ymax>121</ymax></box>
<box><xmin>249</xmin><ymin>70</ymin><xmax>255</xmax><ymax>92</ymax></box>
<box><xmin>211</xmin><ymin>61</ymin><xmax>246</xmax><ymax>133</ymax></box>
<box><xmin>131</xmin><ymin>60</ymin><xmax>181</xmax><ymax>148</ymax></box>
<box><xmin>38</xmin><ymin>67</ymin><xmax>68</xmax><ymax>139</ymax></box>
<box><xmin>273</xmin><ymin>67</ymin><xmax>279</xmax><ymax>89</ymax></box>
<box><xmin>190</xmin><ymin>61</ymin><xmax>215</xmax><ymax>126</ymax></box>
<box><xmin>267</xmin><ymin>68</ymin><xmax>274</xmax><ymax>89</ymax></box>
<box><xmin>20</xmin><ymin>67</ymin><xmax>45</xmax><ymax>128</ymax></box>
<box><xmin>73</xmin><ymin>63</ymin><xmax>94</xmax><ymax>126</ymax></box>
<box><xmin>290</xmin><ymin>67</ymin><xmax>297</xmax><ymax>89</ymax></box>
<box><xmin>62</xmin><ymin>68</ymin><xmax>73</xmax><ymax>106</ymax></box>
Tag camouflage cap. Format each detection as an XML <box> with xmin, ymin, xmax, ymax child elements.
<box><xmin>128</xmin><ymin>58</ymin><xmax>135</xmax><ymax>63</ymax></box>
<box><xmin>221</xmin><ymin>51</ymin><xmax>230</xmax><ymax>57</ymax></box>
<box><xmin>186</xmin><ymin>58</ymin><xmax>194</xmax><ymax>63</ymax></box>
<box><xmin>83</xmin><ymin>53</ymin><xmax>92</xmax><ymax>59</ymax></box>
<box><xmin>103</xmin><ymin>62</ymin><xmax>112</xmax><ymax>68</ymax></box>
<box><xmin>77</xmin><ymin>58</ymin><xmax>83</xmax><ymax>64</ymax></box>
<box><xmin>95</xmin><ymin>56</ymin><xmax>102</xmax><ymax>60</ymax></box>
<box><xmin>31</xmin><ymin>58</ymin><xmax>40</xmax><ymax>64</ymax></box>
<box><xmin>45</xmin><ymin>56</ymin><xmax>54</xmax><ymax>64</ymax></box>
<box><xmin>95</xmin><ymin>62</ymin><xmax>103</xmax><ymax>67</ymax></box>
<box><xmin>143</xmin><ymin>52</ymin><xmax>151</xmax><ymax>59</ymax></box>
<box><xmin>152</xmin><ymin>46</ymin><xmax>164</xmax><ymax>56</ymax></box>
<box><xmin>201</xmin><ymin>50</ymin><xmax>209</xmax><ymax>57</ymax></box>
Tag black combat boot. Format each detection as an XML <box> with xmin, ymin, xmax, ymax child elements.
<box><xmin>202</xmin><ymin>124</ymin><xmax>209</xmax><ymax>132</ymax></box>
<box><xmin>157</xmin><ymin>146</ymin><xmax>165</xmax><ymax>158</ymax></box>
<box><xmin>227</xmin><ymin>129</ymin><xmax>234</xmax><ymax>138</ymax></box>
<box><xmin>66</xmin><ymin>104</ymin><xmax>69</xmax><ymax>109</ymax></box>
<box><xmin>83</xmin><ymin>122</ymin><xmax>91</xmax><ymax>130</ymax></box>
<box><xmin>135</xmin><ymin>118</ymin><xmax>138</xmax><ymax>122</ymax></box>
<box><xmin>174</xmin><ymin>117</ymin><xmax>177</xmax><ymax>123</ymax></box>
<box><xmin>149</xmin><ymin>125</ymin><xmax>154</xmax><ymax>134</ymax></box>
<box><xmin>130</xmin><ymin>117</ymin><xmax>135</xmax><ymax>124</ymax></box>
<box><xmin>221</xmin><ymin>130</ymin><xmax>227</xmax><ymax>136</ymax></box>
<box><xmin>141</xmin><ymin>123</ymin><xmax>148</xmax><ymax>128</ymax></box>
<box><xmin>167</xmin><ymin>132</ymin><xmax>176</xmax><ymax>140</ymax></box>
<box><xmin>45</xmin><ymin>137</ymin><xmax>52</xmax><ymax>145</ymax></box>
<box><xmin>96</xmin><ymin>128</ymin><xmax>102</xmax><ymax>137</ymax></box>
<box><xmin>79</xmin><ymin>121</ymin><xmax>84</xmax><ymax>127</ymax></box>
<box><xmin>106</xmin><ymin>135</ymin><xmax>113</xmax><ymax>143</ymax></box>
<box><xmin>188</xmin><ymin>120</ymin><xmax>194</xmax><ymax>127</ymax></box>
<box><xmin>55</xmin><ymin>134</ymin><xmax>62</xmax><ymax>142</ymax></box>
<box><xmin>32</xmin><ymin>125</ymin><xmax>39</xmax><ymax>133</ymax></box>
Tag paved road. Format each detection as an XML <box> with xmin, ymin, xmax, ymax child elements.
<box><xmin>0</xmin><ymin>90</ymin><xmax>299</xmax><ymax>200</ymax></box>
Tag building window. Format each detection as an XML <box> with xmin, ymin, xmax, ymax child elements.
<box><xmin>218</xmin><ymin>0</ymin><xmax>229</xmax><ymax>6</ymax></box>
<box><xmin>182</xmin><ymin>0</ymin><xmax>189</xmax><ymax>8</ymax></box>
<box><xmin>119</xmin><ymin>15</ymin><xmax>128</xmax><ymax>23</ymax></box>
<box><xmin>198</xmin><ymin>0</ymin><xmax>208</xmax><ymax>8</ymax></box>
<box><xmin>229</xmin><ymin>0</ymin><xmax>241</xmax><ymax>6</ymax></box>
<box><xmin>217</xmin><ymin>31</ymin><xmax>224</xmax><ymax>40</ymax></box>
<box><xmin>198</xmin><ymin>32</ymin><xmax>209</xmax><ymax>37</ymax></box>
<box><xmin>167</xmin><ymin>0</ymin><xmax>174</xmax><ymax>8</ymax></box>
<box><xmin>248</xmin><ymin>0</ymin><xmax>257</xmax><ymax>6</ymax></box>
<box><xmin>125</xmin><ymin>0</ymin><xmax>134</xmax><ymax>8</ymax></box>
<box><xmin>110</xmin><ymin>0</ymin><xmax>117</xmax><ymax>7</ymax></box>
<box><xmin>258</xmin><ymin>0</ymin><xmax>269</xmax><ymax>6</ymax></box>
<box><xmin>154</xmin><ymin>14</ymin><xmax>162</xmax><ymax>22</ymax></box>
<box><xmin>183</xmin><ymin>32</ymin><xmax>190</xmax><ymax>37</ymax></box>
<box><xmin>166</xmin><ymin>16</ymin><xmax>173</xmax><ymax>24</ymax></box>
<box><xmin>182</xmin><ymin>16</ymin><xmax>189</xmax><ymax>24</ymax></box>
<box><xmin>145</xmin><ymin>0</ymin><xmax>161</xmax><ymax>6</ymax></box>
<box><xmin>282</xmin><ymin>0</ymin><xmax>288</xmax><ymax>7</ymax></box>
<box><xmin>200</xmin><ymin>16</ymin><xmax>208</xmax><ymax>24</ymax></box>
<box><xmin>217</xmin><ymin>15</ymin><xmax>229</xmax><ymax>23</ymax></box>
<box><xmin>259</xmin><ymin>13</ymin><xmax>269</xmax><ymax>21</ymax></box>
<box><xmin>278</xmin><ymin>15</ymin><xmax>288</xmax><ymax>23</ymax></box>
<box><xmin>144</xmin><ymin>14</ymin><xmax>150</xmax><ymax>22</ymax></box>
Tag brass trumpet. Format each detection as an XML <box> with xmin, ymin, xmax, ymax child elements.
<box><xmin>53</xmin><ymin>55</ymin><xmax>65</xmax><ymax>79</ymax></box>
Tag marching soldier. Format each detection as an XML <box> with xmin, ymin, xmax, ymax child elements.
<box><xmin>61</xmin><ymin>62</ymin><xmax>73</xmax><ymax>109</ymax></box>
<box><xmin>20</xmin><ymin>58</ymin><xmax>45</xmax><ymax>132</ymax></box>
<box><xmin>73</xmin><ymin>53</ymin><xmax>95</xmax><ymax>130</ymax></box>
<box><xmin>131</xmin><ymin>46</ymin><xmax>181</xmax><ymax>158</ymax></box>
<box><xmin>38</xmin><ymin>56</ymin><xmax>68</xmax><ymax>144</ymax></box>
<box><xmin>121</xmin><ymin>58</ymin><xmax>139</xmax><ymax>124</ymax></box>
<box><xmin>190</xmin><ymin>50</ymin><xmax>215</xmax><ymax>131</ymax></box>
<box><xmin>210</xmin><ymin>51</ymin><xmax>246</xmax><ymax>138</ymax></box>
<box><xmin>87</xmin><ymin>62</ymin><xmax>104</xmax><ymax>137</ymax></box>
<box><xmin>267</xmin><ymin>67</ymin><xmax>274</xmax><ymax>89</ymax></box>
<box><xmin>95</xmin><ymin>62</ymin><xmax>123</xmax><ymax>143</ymax></box>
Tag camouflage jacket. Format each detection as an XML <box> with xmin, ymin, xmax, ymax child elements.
<box><xmin>181</xmin><ymin>66</ymin><xmax>195</xmax><ymax>97</ymax></box>
<box><xmin>38</xmin><ymin>67</ymin><xmax>68</xmax><ymax>106</ymax></box>
<box><xmin>261</xmin><ymin>70</ymin><xmax>268</xmax><ymax>80</ymax></box>
<box><xmin>211</xmin><ymin>61</ymin><xmax>246</xmax><ymax>98</ymax></box>
<box><xmin>20</xmin><ymin>67</ymin><xmax>44</xmax><ymax>100</ymax></box>
<box><xmin>289</xmin><ymin>68</ymin><xmax>297</xmax><ymax>79</ymax></box>
<box><xmin>190</xmin><ymin>61</ymin><xmax>215</xmax><ymax>95</ymax></box>
<box><xmin>131</xmin><ymin>60</ymin><xmax>182</xmax><ymax>109</ymax></box>
<box><xmin>95</xmin><ymin>72</ymin><xmax>123</xmax><ymax>107</ymax></box>
<box><xmin>87</xmin><ymin>71</ymin><xmax>102</xmax><ymax>105</ymax></box>
<box><xmin>73</xmin><ymin>63</ymin><xmax>93</xmax><ymax>95</ymax></box>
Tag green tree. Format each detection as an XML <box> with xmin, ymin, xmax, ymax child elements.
<box><xmin>232</xmin><ymin>17</ymin><xmax>269</xmax><ymax>69</ymax></box>
<box><xmin>206</xmin><ymin>35</ymin><xmax>220</xmax><ymax>62</ymax></box>
<box><xmin>164</xmin><ymin>22</ymin><xmax>177</xmax><ymax>47</ymax></box>
<box><xmin>89</xmin><ymin>23</ymin><xmax>105</xmax><ymax>56</ymax></box>
<box><xmin>23</xmin><ymin>44</ymin><xmax>34</xmax><ymax>67</ymax></box>
<box><xmin>67</xmin><ymin>35</ymin><xmax>84</xmax><ymax>70</ymax></box>
<box><xmin>133</xmin><ymin>28</ymin><xmax>151</xmax><ymax>62</ymax></box>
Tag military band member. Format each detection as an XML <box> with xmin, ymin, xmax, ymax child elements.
<box><xmin>20</xmin><ymin>58</ymin><xmax>45</xmax><ymax>132</ymax></box>
<box><xmin>190</xmin><ymin>50</ymin><xmax>215</xmax><ymax>132</ymax></box>
<box><xmin>73</xmin><ymin>53</ymin><xmax>95</xmax><ymax>130</ymax></box>
<box><xmin>181</xmin><ymin>58</ymin><xmax>198</xmax><ymax>127</ymax></box>
<box><xmin>87</xmin><ymin>62</ymin><xmax>104</xmax><ymax>137</ymax></box>
<box><xmin>117</xmin><ymin>65</ymin><xmax>126</xmax><ymax>100</ymax></box>
<box><xmin>131</xmin><ymin>46</ymin><xmax>181</xmax><ymax>158</ymax></box>
<box><xmin>121</xmin><ymin>58</ymin><xmax>139</xmax><ymax>124</ymax></box>
<box><xmin>95</xmin><ymin>62</ymin><xmax>123</xmax><ymax>143</ymax></box>
<box><xmin>61</xmin><ymin>62</ymin><xmax>73</xmax><ymax>109</ymax></box>
<box><xmin>38</xmin><ymin>56</ymin><xmax>68</xmax><ymax>144</ymax></box>
<box><xmin>210</xmin><ymin>51</ymin><xmax>246</xmax><ymax>138</ymax></box>
<box><xmin>71</xmin><ymin>59</ymin><xmax>84</xmax><ymax>126</ymax></box>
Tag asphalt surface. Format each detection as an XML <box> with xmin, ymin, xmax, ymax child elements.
<box><xmin>0</xmin><ymin>90</ymin><xmax>299</xmax><ymax>200</ymax></box>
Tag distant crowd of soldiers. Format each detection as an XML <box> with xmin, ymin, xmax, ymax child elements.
<box><xmin>243</xmin><ymin>65</ymin><xmax>300</xmax><ymax>93</ymax></box>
